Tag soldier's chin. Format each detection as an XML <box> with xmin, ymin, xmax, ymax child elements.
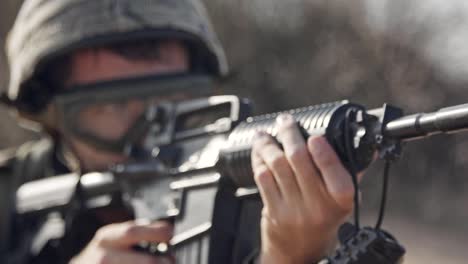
<box><xmin>82</xmin><ymin>153</ymin><xmax>129</xmax><ymax>172</ymax></box>
<box><xmin>68</xmin><ymin>136</ymin><xmax>130</xmax><ymax>172</ymax></box>
<box><xmin>99</xmin><ymin>153</ymin><xmax>128</xmax><ymax>165</ymax></box>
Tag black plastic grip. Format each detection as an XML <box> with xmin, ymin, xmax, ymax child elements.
<box><xmin>217</xmin><ymin>101</ymin><xmax>374</xmax><ymax>187</ymax></box>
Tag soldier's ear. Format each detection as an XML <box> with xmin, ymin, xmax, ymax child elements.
<box><xmin>0</xmin><ymin>92</ymin><xmax>15</xmax><ymax>108</ymax></box>
<box><xmin>0</xmin><ymin>92</ymin><xmax>41</xmax><ymax>130</ymax></box>
<box><xmin>10</xmin><ymin>103</ymin><xmax>59</xmax><ymax>134</ymax></box>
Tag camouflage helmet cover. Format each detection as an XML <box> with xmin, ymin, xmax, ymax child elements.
<box><xmin>6</xmin><ymin>0</ymin><xmax>228</xmax><ymax>112</ymax></box>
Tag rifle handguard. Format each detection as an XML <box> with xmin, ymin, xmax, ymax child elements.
<box><xmin>218</xmin><ymin>101</ymin><xmax>376</xmax><ymax>187</ymax></box>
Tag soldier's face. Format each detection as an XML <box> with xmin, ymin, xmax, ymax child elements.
<box><xmin>64</xmin><ymin>40</ymin><xmax>189</xmax><ymax>171</ymax></box>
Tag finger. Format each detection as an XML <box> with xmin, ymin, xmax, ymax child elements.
<box><xmin>308</xmin><ymin>136</ymin><xmax>355</xmax><ymax>212</ymax></box>
<box><xmin>276</xmin><ymin>114</ymin><xmax>323</xmax><ymax>198</ymax></box>
<box><xmin>96</xmin><ymin>221</ymin><xmax>174</xmax><ymax>249</ymax></box>
<box><xmin>254</xmin><ymin>131</ymin><xmax>300</xmax><ymax>203</ymax></box>
<box><xmin>100</xmin><ymin>249</ymin><xmax>173</xmax><ymax>264</ymax></box>
<box><xmin>252</xmin><ymin>139</ymin><xmax>282</xmax><ymax>210</ymax></box>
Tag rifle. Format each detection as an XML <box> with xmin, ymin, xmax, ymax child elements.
<box><xmin>13</xmin><ymin>95</ymin><xmax>468</xmax><ymax>263</ymax></box>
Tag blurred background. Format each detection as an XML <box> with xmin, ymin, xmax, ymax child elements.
<box><xmin>1</xmin><ymin>0</ymin><xmax>468</xmax><ymax>262</ymax></box>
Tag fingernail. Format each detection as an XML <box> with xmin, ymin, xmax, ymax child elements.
<box><xmin>276</xmin><ymin>114</ymin><xmax>294</xmax><ymax>125</ymax></box>
<box><xmin>135</xmin><ymin>218</ymin><xmax>151</xmax><ymax>226</ymax></box>
<box><xmin>150</xmin><ymin>222</ymin><xmax>174</xmax><ymax>235</ymax></box>
<box><xmin>309</xmin><ymin>136</ymin><xmax>325</xmax><ymax>156</ymax></box>
<box><xmin>253</xmin><ymin>130</ymin><xmax>267</xmax><ymax>140</ymax></box>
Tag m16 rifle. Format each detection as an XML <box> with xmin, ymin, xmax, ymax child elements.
<box><xmin>14</xmin><ymin>95</ymin><xmax>468</xmax><ymax>263</ymax></box>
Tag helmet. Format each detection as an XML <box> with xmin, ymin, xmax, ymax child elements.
<box><xmin>4</xmin><ymin>0</ymin><xmax>228</xmax><ymax>114</ymax></box>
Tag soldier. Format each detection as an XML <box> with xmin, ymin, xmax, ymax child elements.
<box><xmin>0</xmin><ymin>0</ymin><xmax>356</xmax><ymax>263</ymax></box>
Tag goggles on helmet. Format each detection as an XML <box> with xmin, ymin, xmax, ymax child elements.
<box><xmin>53</xmin><ymin>73</ymin><xmax>214</xmax><ymax>154</ymax></box>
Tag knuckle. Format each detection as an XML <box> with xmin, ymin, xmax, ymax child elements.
<box><xmin>275</xmin><ymin>214</ymin><xmax>290</xmax><ymax>227</ymax></box>
<box><xmin>278</xmin><ymin>119</ymin><xmax>296</xmax><ymax>133</ymax></box>
<box><xmin>313</xmin><ymin>213</ymin><xmax>329</xmax><ymax>228</ymax></box>
<box><xmin>122</xmin><ymin>224</ymin><xmax>140</xmax><ymax>238</ymax></box>
<box><xmin>333</xmin><ymin>188</ymin><xmax>355</xmax><ymax>213</ymax></box>
<box><xmin>270</xmin><ymin>154</ymin><xmax>288</xmax><ymax>170</ymax></box>
<box><xmin>252</xmin><ymin>136</ymin><xmax>275</xmax><ymax>155</ymax></box>
<box><xmin>251</xmin><ymin>139</ymin><xmax>262</xmax><ymax>153</ymax></box>
<box><xmin>254</xmin><ymin>166</ymin><xmax>271</xmax><ymax>183</ymax></box>
<box><xmin>287</xmin><ymin>146</ymin><xmax>308</xmax><ymax>163</ymax></box>
<box><xmin>315</xmin><ymin>149</ymin><xmax>337</xmax><ymax>169</ymax></box>
<box><xmin>94</xmin><ymin>226</ymin><xmax>111</xmax><ymax>244</ymax></box>
<box><xmin>276</xmin><ymin>210</ymin><xmax>301</xmax><ymax>228</ymax></box>
<box><xmin>307</xmin><ymin>206</ymin><xmax>330</xmax><ymax>228</ymax></box>
<box><xmin>253</xmin><ymin>134</ymin><xmax>273</xmax><ymax>146</ymax></box>
<box><xmin>292</xmin><ymin>214</ymin><xmax>307</xmax><ymax>229</ymax></box>
<box><xmin>307</xmin><ymin>205</ymin><xmax>332</xmax><ymax>228</ymax></box>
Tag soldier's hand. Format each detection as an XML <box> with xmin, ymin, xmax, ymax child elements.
<box><xmin>252</xmin><ymin>114</ymin><xmax>356</xmax><ymax>264</ymax></box>
<box><xmin>70</xmin><ymin>221</ymin><xmax>174</xmax><ymax>264</ymax></box>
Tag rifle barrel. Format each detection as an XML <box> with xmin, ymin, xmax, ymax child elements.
<box><xmin>384</xmin><ymin>103</ymin><xmax>468</xmax><ymax>141</ymax></box>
